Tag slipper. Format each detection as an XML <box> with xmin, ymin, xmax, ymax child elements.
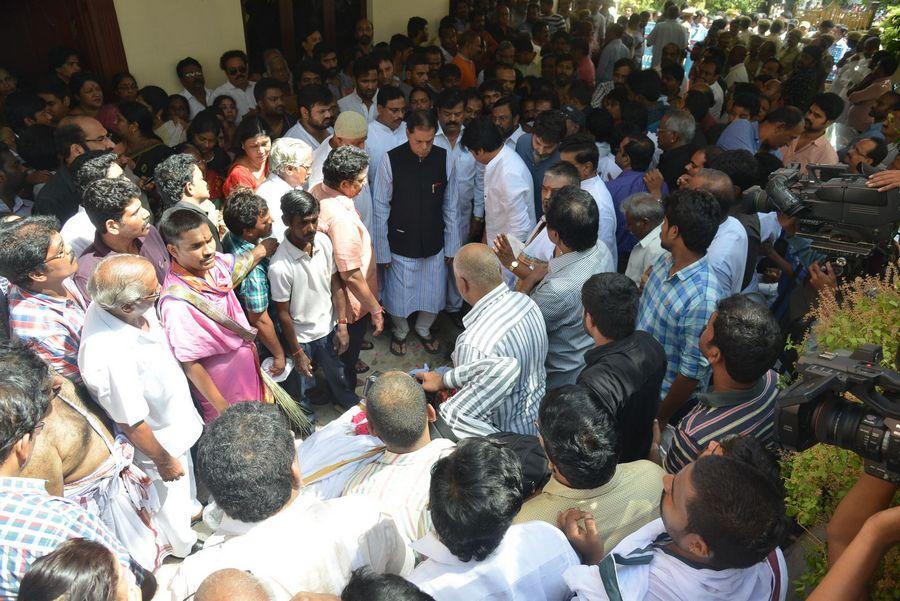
<box><xmin>390</xmin><ymin>335</ymin><xmax>407</xmax><ymax>356</ymax></box>
<box><xmin>415</xmin><ymin>331</ymin><xmax>441</xmax><ymax>354</ymax></box>
<box><xmin>355</xmin><ymin>360</ymin><xmax>370</xmax><ymax>374</ymax></box>
<box><xmin>360</xmin><ymin>340</ymin><xmax>374</xmax><ymax>350</ymax></box>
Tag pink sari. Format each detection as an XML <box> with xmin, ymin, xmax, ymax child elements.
<box><xmin>158</xmin><ymin>253</ymin><xmax>264</xmax><ymax>422</ymax></box>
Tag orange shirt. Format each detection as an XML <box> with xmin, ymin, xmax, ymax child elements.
<box><xmin>452</xmin><ymin>54</ymin><xmax>478</xmax><ymax>89</ymax></box>
<box><xmin>309</xmin><ymin>183</ymin><xmax>379</xmax><ymax>323</ymax></box>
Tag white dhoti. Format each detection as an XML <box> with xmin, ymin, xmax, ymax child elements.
<box><xmin>64</xmin><ymin>435</ymin><xmax>166</xmax><ymax>570</ymax></box>
<box><xmin>132</xmin><ymin>450</ymin><xmax>200</xmax><ymax>558</ymax></box>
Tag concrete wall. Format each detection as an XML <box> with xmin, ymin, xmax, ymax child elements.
<box><xmin>113</xmin><ymin>0</ymin><xmax>247</xmax><ymax>93</ymax></box>
<box><xmin>367</xmin><ymin>0</ymin><xmax>449</xmax><ymax>45</ymax></box>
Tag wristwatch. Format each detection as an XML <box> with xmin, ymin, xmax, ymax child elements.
<box><xmin>510</xmin><ymin>260</ymin><xmax>520</xmax><ymax>270</ymax></box>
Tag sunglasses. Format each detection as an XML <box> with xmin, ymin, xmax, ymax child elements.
<box><xmin>227</xmin><ymin>65</ymin><xmax>248</xmax><ymax>76</ymax></box>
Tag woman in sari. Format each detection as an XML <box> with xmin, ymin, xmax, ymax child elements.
<box><xmin>157</xmin><ymin>208</ymin><xmax>277</xmax><ymax>422</ymax></box>
<box><xmin>222</xmin><ymin>116</ymin><xmax>271</xmax><ymax>197</ymax></box>
<box><xmin>117</xmin><ymin>100</ymin><xmax>174</xmax><ymax>182</ymax></box>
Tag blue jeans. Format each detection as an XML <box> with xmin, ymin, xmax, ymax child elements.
<box><xmin>299</xmin><ymin>329</ymin><xmax>359</xmax><ymax>410</ymax></box>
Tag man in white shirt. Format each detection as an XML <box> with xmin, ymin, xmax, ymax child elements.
<box><xmin>416</xmin><ymin>244</ymin><xmax>547</xmax><ymax>438</ymax></box>
<box><xmin>365</xmin><ymin>85</ymin><xmax>407</xmax><ymax>188</ymax></box>
<box><xmin>461</xmin><ymin>116</ymin><xmax>535</xmax><ymax>248</ymax></box>
<box><xmin>559</xmin><ymin>138</ymin><xmax>618</xmax><ymax>263</ymax></box>
<box><xmin>491</xmin><ymin>95</ymin><xmax>525</xmax><ymax>149</ymax></box>
<box><xmin>683</xmin><ymin>168</ymin><xmax>747</xmax><ymax>295</ymax></box>
<box><xmin>268</xmin><ymin>190</ymin><xmax>359</xmax><ymax>412</ymax></box>
<box><xmin>645</xmin><ymin>5</ymin><xmax>688</xmax><ymax>68</ymax></box>
<box><xmin>337</xmin><ymin>57</ymin><xmax>379</xmax><ymax>123</ymax></box>
<box><xmin>284</xmin><ymin>85</ymin><xmax>335</xmax><ymax>151</ymax></box>
<box><xmin>307</xmin><ymin>112</ymin><xmax>373</xmax><ymax>233</ymax></box>
<box><xmin>164</xmin><ymin>403</ymin><xmax>412</xmax><ymax>600</ymax></box>
<box><xmin>343</xmin><ymin>372</ymin><xmax>455</xmax><ymax>543</ymax></box>
<box><xmin>724</xmin><ymin>45</ymin><xmax>750</xmax><ymax>89</ymax></box>
<box><xmin>210</xmin><ymin>50</ymin><xmax>256</xmax><ymax>121</ymax></box>
<box><xmin>622</xmin><ymin>192</ymin><xmax>668</xmax><ymax>286</ymax></box>
<box><xmin>79</xmin><ymin>254</ymin><xmax>204</xmax><ymax>559</ymax></box>
<box><xmin>256</xmin><ymin>138</ymin><xmax>312</xmax><ymax>241</ymax></box>
<box><xmin>696</xmin><ymin>57</ymin><xmax>725</xmax><ymax>121</ymax></box>
<box><xmin>562</xmin><ymin>454</ymin><xmax>789</xmax><ymax>601</ymax></box>
<box><xmin>408</xmin><ymin>437</ymin><xmax>579</xmax><ymax>600</ymax></box>
<box><xmin>176</xmin><ymin>57</ymin><xmax>212</xmax><ymax>119</ymax></box>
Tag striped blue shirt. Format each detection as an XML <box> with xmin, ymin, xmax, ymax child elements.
<box><xmin>637</xmin><ymin>255</ymin><xmax>724</xmax><ymax>399</ymax></box>
<box><xmin>442</xmin><ymin>284</ymin><xmax>548</xmax><ymax>437</ymax></box>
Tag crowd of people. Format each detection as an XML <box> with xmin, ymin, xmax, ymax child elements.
<box><xmin>0</xmin><ymin>0</ymin><xmax>898</xmax><ymax>600</ymax></box>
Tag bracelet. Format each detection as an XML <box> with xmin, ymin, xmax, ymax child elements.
<box><xmin>290</xmin><ymin>349</ymin><xmax>305</xmax><ymax>358</ymax></box>
<box><xmin>337</xmin><ymin>318</ymin><xmax>348</xmax><ymax>325</ymax></box>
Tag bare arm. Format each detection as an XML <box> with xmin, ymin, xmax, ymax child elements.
<box><xmin>656</xmin><ymin>374</ymin><xmax>699</xmax><ymax>425</ymax></box>
<box><xmin>181</xmin><ymin>360</ymin><xmax>229</xmax><ymax>417</ymax></box>
<box><xmin>247</xmin><ymin>309</ymin><xmax>286</xmax><ymax>374</ymax></box>
<box><xmin>273</xmin><ymin>301</ymin><xmax>312</xmax><ymax>378</ymax></box>
<box><xmin>331</xmin><ymin>272</ymin><xmax>349</xmax><ymax>354</ymax></box>
<box><xmin>339</xmin><ymin>268</ymin><xmax>384</xmax><ymax>335</ymax></box>
<box><xmin>118</xmin><ymin>421</ymin><xmax>185</xmax><ymax>481</ymax></box>
<box><xmin>810</xmin><ymin>504</ymin><xmax>900</xmax><ymax>601</ymax></box>
<box><xmin>826</xmin><ymin>473</ymin><xmax>897</xmax><ymax>567</ymax></box>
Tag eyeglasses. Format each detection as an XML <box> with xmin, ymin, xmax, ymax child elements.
<box><xmin>43</xmin><ymin>243</ymin><xmax>70</xmax><ymax>265</ymax></box>
<box><xmin>84</xmin><ymin>133</ymin><xmax>111</xmax><ymax>144</ymax></box>
<box><xmin>183</xmin><ymin>71</ymin><xmax>203</xmax><ymax>79</ymax></box>
<box><xmin>32</xmin><ymin>422</ymin><xmax>46</xmax><ymax>437</ymax></box>
<box><xmin>226</xmin><ymin>65</ymin><xmax>248</xmax><ymax>76</ymax></box>
<box><xmin>139</xmin><ymin>291</ymin><xmax>161</xmax><ymax>303</ymax></box>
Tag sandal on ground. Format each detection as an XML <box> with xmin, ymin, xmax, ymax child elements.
<box><xmin>360</xmin><ymin>340</ymin><xmax>374</xmax><ymax>350</ymax></box>
<box><xmin>355</xmin><ymin>360</ymin><xmax>370</xmax><ymax>374</ymax></box>
<box><xmin>390</xmin><ymin>335</ymin><xmax>407</xmax><ymax>356</ymax></box>
<box><xmin>415</xmin><ymin>331</ymin><xmax>441</xmax><ymax>354</ymax></box>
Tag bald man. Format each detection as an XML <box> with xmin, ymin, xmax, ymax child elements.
<box><xmin>415</xmin><ymin>243</ymin><xmax>548</xmax><ymax>438</ymax></box>
<box><xmin>196</xmin><ymin>569</ymin><xmax>273</xmax><ymax>601</ymax></box>
<box><xmin>34</xmin><ymin>115</ymin><xmax>116</xmax><ymax>224</ymax></box>
<box><xmin>78</xmin><ymin>254</ymin><xmax>204</xmax><ymax>559</ymax></box>
<box><xmin>342</xmin><ymin>372</ymin><xmax>455</xmax><ymax>543</ymax></box>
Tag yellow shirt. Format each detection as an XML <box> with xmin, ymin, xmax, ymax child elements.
<box><xmin>513</xmin><ymin>460</ymin><xmax>664</xmax><ymax>551</ymax></box>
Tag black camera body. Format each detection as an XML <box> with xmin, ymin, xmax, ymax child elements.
<box><xmin>763</xmin><ymin>165</ymin><xmax>900</xmax><ymax>259</ymax></box>
<box><xmin>776</xmin><ymin>344</ymin><xmax>900</xmax><ymax>483</ymax></box>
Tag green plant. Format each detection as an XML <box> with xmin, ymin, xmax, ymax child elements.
<box><xmin>781</xmin><ymin>268</ymin><xmax>900</xmax><ymax>599</ymax></box>
<box><xmin>879</xmin><ymin>5</ymin><xmax>900</xmax><ymax>56</ymax></box>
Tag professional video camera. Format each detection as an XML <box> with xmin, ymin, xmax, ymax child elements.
<box><xmin>757</xmin><ymin>165</ymin><xmax>900</xmax><ymax>266</ymax></box>
<box><xmin>776</xmin><ymin>344</ymin><xmax>900</xmax><ymax>483</ymax></box>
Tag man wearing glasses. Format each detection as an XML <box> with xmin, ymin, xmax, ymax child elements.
<box><xmin>0</xmin><ymin>340</ymin><xmax>140</xmax><ymax>598</ymax></box>
<box><xmin>33</xmin><ymin>115</ymin><xmax>116</xmax><ymax>225</ymax></box>
<box><xmin>211</xmin><ymin>50</ymin><xmax>257</xmax><ymax>121</ymax></box>
<box><xmin>176</xmin><ymin>57</ymin><xmax>213</xmax><ymax>119</ymax></box>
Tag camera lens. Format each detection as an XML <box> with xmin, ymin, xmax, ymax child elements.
<box><xmin>812</xmin><ymin>396</ymin><xmax>891</xmax><ymax>465</ymax></box>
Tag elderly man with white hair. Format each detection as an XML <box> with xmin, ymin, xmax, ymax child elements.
<box><xmin>256</xmin><ymin>137</ymin><xmax>313</xmax><ymax>240</ymax></box>
<box><xmin>78</xmin><ymin>254</ymin><xmax>204</xmax><ymax>560</ymax></box>
<box><xmin>621</xmin><ymin>192</ymin><xmax>668</xmax><ymax>287</ymax></box>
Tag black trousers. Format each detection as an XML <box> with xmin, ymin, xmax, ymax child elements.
<box><xmin>340</xmin><ymin>313</ymin><xmax>371</xmax><ymax>390</ymax></box>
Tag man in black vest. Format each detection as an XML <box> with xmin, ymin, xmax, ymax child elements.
<box><xmin>373</xmin><ymin>110</ymin><xmax>461</xmax><ymax>356</ymax></box>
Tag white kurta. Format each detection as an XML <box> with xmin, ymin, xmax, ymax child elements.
<box><xmin>484</xmin><ymin>145</ymin><xmax>536</xmax><ymax>245</ymax></box>
<box><xmin>372</xmin><ymin>150</ymin><xmax>461</xmax><ymax>317</ymax></box>
<box><xmin>581</xmin><ymin>175</ymin><xmax>619</xmax><ymax>265</ymax></box>
<box><xmin>284</xmin><ymin>122</ymin><xmax>332</xmax><ymax>151</ymax></box>
<box><xmin>255</xmin><ymin>173</ymin><xmax>296</xmax><ymax>241</ymax></box>
<box><xmin>365</xmin><ymin>120</ymin><xmax>407</xmax><ymax>188</ymax></box>
<box><xmin>78</xmin><ymin>305</ymin><xmax>204</xmax><ymax>558</ymax></box>
<box><xmin>337</xmin><ymin>90</ymin><xmax>378</xmax><ymax>122</ymax></box>
<box><xmin>308</xmin><ymin>136</ymin><xmax>374</xmax><ymax>234</ymax></box>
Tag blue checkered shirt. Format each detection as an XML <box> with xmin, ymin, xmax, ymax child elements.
<box><xmin>222</xmin><ymin>233</ymin><xmax>270</xmax><ymax>314</ymax></box>
<box><xmin>637</xmin><ymin>255</ymin><xmax>724</xmax><ymax>398</ymax></box>
<box><xmin>0</xmin><ymin>477</ymin><xmax>133</xmax><ymax>598</ymax></box>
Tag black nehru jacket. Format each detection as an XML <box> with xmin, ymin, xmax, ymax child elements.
<box><xmin>386</xmin><ymin>142</ymin><xmax>448</xmax><ymax>259</ymax></box>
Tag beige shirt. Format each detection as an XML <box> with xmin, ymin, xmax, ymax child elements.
<box><xmin>514</xmin><ymin>459</ymin><xmax>664</xmax><ymax>551</ymax></box>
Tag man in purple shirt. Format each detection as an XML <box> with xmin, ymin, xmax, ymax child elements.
<box><xmin>74</xmin><ymin>177</ymin><xmax>169</xmax><ymax>300</ymax></box>
<box><xmin>607</xmin><ymin>134</ymin><xmax>667</xmax><ymax>267</ymax></box>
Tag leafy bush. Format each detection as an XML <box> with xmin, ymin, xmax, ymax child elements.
<box><xmin>879</xmin><ymin>6</ymin><xmax>900</xmax><ymax>56</ymax></box>
<box><xmin>781</xmin><ymin>268</ymin><xmax>899</xmax><ymax>598</ymax></box>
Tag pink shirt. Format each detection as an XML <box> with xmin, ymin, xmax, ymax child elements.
<box><xmin>159</xmin><ymin>253</ymin><xmax>263</xmax><ymax>422</ymax></box>
<box><xmin>310</xmin><ymin>183</ymin><xmax>379</xmax><ymax>323</ymax></box>
<box><xmin>779</xmin><ymin>135</ymin><xmax>839</xmax><ymax>175</ymax></box>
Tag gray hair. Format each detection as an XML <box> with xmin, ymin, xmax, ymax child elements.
<box><xmin>87</xmin><ymin>254</ymin><xmax>156</xmax><ymax>310</ymax></box>
<box><xmin>621</xmin><ymin>192</ymin><xmax>664</xmax><ymax>225</ymax></box>
<box><xmin>322</xmin><ymin>145</ymin><xmax>369</xmax><ymax>189</ymax></box>
<box><xmin>663</xmin><ymin>109</ymin><xmax>696</xmax><ymax>145</ymax></box>
<box><xmin>267</xmin><ymin>138</ymin><xmax>312</xmax><ymax>177</ymax></box>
